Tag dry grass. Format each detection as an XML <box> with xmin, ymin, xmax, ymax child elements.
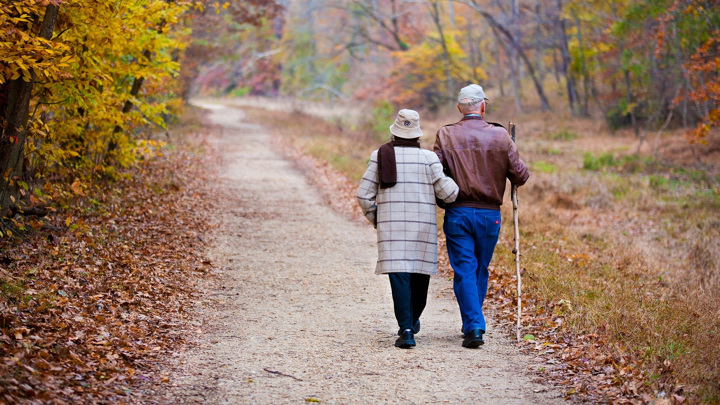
<box><xmin>243</xmin><ymin>107</ymin><xmax>379</xmax><ymax>181</ymax></box>
<box><xmin>241</xmin><ymin>97</ymin><xmax>720</xmax><ymax>403</ymax></box>
<box><xmin>495</xmin><ymin>105</ymin><xmax>720</xmax><ymax>402</ymax></box>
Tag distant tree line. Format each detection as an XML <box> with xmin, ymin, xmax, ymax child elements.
<box><xmin>198</xmin><ymin>0</ymin><xmax>718</xmax><ymax>147</ymax></box>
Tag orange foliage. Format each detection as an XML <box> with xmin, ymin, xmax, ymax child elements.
<box><xmin>684</xmin><ymin>33</ymin><xmax>720</xmax><ymax>144</ymax></box>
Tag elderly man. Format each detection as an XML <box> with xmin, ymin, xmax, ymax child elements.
<box><xmin>433</xmin><ymin>84</ymin><xmax>529</xmax><ymax>348</ymax></box>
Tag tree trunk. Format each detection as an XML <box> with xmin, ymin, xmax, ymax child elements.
<box><xmin>556</xmin><ymin>0</ymin><xmax>578</xmax><ymax>114</ymax></box>
<box><xmin>510</xmin><ymin>55</ymin><xmax>523</xmax><ymax>113</ymax></box>
<box><xmin>0</xmin><ymin>4</ymin><xmax>59</xmax><ymax>218</ymax></box>
<box><xmin>389</xmin><ymin>0</ymin><xmax>406</xmax><ymax>50</ymax></box>
<box><xmin>448</xmin><ymin>0</ymin><xmax>455</xmax><ymax>27</ymax></box>
<box><xmin>429</xmin><ymin>1</ymin><xmax>455</xmax><ymax>104</ymax></box>
<box><xmin>467</xmin><ymin>17</ymin><xmax>481</xmax><ymax>82</ymax></box>
<box><xmin>552</xmin><ymin>47</ymin><xmax>561</xmax><ymax>83</ymax></box>
<box><xmin>494</xmin><ymin>33</ymin><xmax>505</xmax><ymax>96</ymax></box>
<box><xmin>535</xmin><ymin>0</ymin><xmax>545</xmax><ymax>83</ymax></box>
<box><xmin>622</xmin><ymin>58</ymin><xmax>640</xmax><ymax>139</ymax></box>
<box><xmin>510</xmin><ymin>0</ymin><xmax>522</xmax><ymax>113</ymax></box>
<box><xmin>670</xmin><ymin>23</ymin><xmax>689</xmax><ymax>129</ymax></box>
<box><xmin>699</xmin><ymin>71</ymin><xmax>710</xmax><ymax>121</ymax></box>
<box><xmin>573</xmin><ymin>11</ymin><xmax>589</xmax><ymax>116</ymax></box>
<box><xmin>473</xmin><ymin>5</ymin><xmax>551</xmax><ymax>111</ymax></box>
<box><xmin>367</xmin><ymin>0</ymin><xmax>379</xmax><ymax>61</ymax></box>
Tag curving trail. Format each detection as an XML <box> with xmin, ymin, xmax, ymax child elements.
<box><xmin>160</xmin><ymin>102</ymin><xmax>561</xmax><ymax>404</ymax></box>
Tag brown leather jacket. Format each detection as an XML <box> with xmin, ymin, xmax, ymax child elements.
<box><xmin>433</xmin><ymin>116</ymin><xmax>529</xmax><ymax>210</ymax></box>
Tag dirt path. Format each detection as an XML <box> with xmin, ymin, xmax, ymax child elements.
<box><xmin>160</xmin><ymin>102</ymin><xmax>562</xmax><ymax>404</ymax></box>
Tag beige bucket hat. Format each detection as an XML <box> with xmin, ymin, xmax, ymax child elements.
<box><xmin>389</xmin><ymin>109</ymin><xmax>423</xmax><ymax>139</ymax></box>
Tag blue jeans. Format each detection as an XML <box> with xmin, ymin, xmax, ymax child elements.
<box><xmin>443</xmin><ymin>207</ymin><xmax>501</xmax><ymax>333</ymax></box>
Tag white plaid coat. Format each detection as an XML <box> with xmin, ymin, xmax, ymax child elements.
<box><xmin>357</xmin><ymin>147</ymin><xmax>459</xmax><ymax>275</ymax></box>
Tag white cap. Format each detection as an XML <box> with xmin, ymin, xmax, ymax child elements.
<box><xmin>458</xmin><ymin>84</ymin><xmax>489</xmax><ymax>104</ymax></box>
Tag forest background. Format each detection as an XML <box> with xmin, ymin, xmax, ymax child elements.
<box><xmin>1</xmin><ymin>0</ymin><xmax>719</xmax><ymax>403</ymax></box>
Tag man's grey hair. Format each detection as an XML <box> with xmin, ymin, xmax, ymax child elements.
<box><xmin>458</xmin><ymin>98</ymin><xmax>484</xmax><ymax>113</ymax></box>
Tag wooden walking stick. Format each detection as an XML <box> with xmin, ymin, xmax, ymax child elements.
<box><xmin>509</xmin><ymin>122</ymin><xmax>522</xmax><ymax>342</ymax></box>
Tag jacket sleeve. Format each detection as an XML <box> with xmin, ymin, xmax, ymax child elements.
<box><xmin>507</xmin><ymin>138</ymin><xmax>530</xmax><ymax>186</ymax></box>
<box><xmin>433</xmin><ymin>129</ymin><xmax>446</xmax><ymax>168</ymax></box>
<box><xmin>426</xmin><ymin>151</ymin><xmax>459</xmax><ymax>204</ymax></box>
<box><xmin>356</xmin><ymin>150</ymin><xmax>379</xmax><ymax>226</ymax></box>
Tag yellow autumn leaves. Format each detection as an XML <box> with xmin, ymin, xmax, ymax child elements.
<box><xmin>0</xmin><ymin>0</ymin><xmax>191</xmax><ymax>181</ymax></box>
<box><xmin>391</xmin><ymin>30</ymin><xmax>488</xmax><ymax>108</ymax></box>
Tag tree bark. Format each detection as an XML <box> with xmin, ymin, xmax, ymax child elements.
<box><xmin>552</xmin><ymin>47</ymin><xmax>561</xmax><ymax>83</ymax></box>
<box><xmin>368</xmin><ymin>0</ymin><xmax>380</xmax><ymax>61</ymax></box>
<box><xmin>535</xmin><ymin>0</ymin><xmax>545</xmax><ymax>83</ymax></box>
<box><xmin>510</xmin><ymin>0</ymin><xmax>522</xmax><ymax>114</ymax></box>
<box><xmin>465</xmin><ymin>1</ymin><xmax>551</xmax><ymax>111</ymax></box>
<box><xmin>573</xmin><ymin>11</ymin><xmax>589</xmax><ymax>116</ymax></box>
<box><xmin>555</xmin><ymin>0</ymin><xmax>578</xmax><ymax>114</ymax></box>
<box><xmin>448</xmin><ymin>0</ymin><xmax>455</xmax><ymax>27</ymax></box>
<box><xmin>494</xmin><ymin>33</ymin><xmax>505</xmax><ymax>96</ymax></box>
<box><xmin>0</xmin><ymin>4</ymin><xmax>59</xmax><ymax>218</ymax></box>
<box><xmin>389</xmin><ymin>0</ymin><xmax>405</xmax><ymax>50</ymax></box>
<box><xmin>622</xmin><ymin>53</ymin><xmax>640</xmax><ymax>138</ymax></box>
<box><xmin>467</xmin><ymin>17</ymin><xmax>482</xmax><ymax>82</ymax></box>
<box><xmin>699</xmin><ymin>71</ymin><xmax>710</xmax><ymax>121</ymax></box>
<box><xmin>428</xmin><ymin>1</ymin><xmax>455</xmax><ymax>104</ymax></box>
<box><xmin>351</xmin><ymin>0</ymin><xmax>408</xmax><ymax>52</ymax></box>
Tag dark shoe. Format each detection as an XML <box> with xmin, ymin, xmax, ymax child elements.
<box><xmin>462</xmin><ymin>329</ymin><xmax>484</xmax><ymax>348</ymax></box>
<box><xmin>398</xmin><ymin>320</ymin><xmax>420</xmax><ymax>336</ymax></box>
<box><xmin>395</xmin><ymin>329</ymin><xmax>416</xmax><ymax>349</ymax></box>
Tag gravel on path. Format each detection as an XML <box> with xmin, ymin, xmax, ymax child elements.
<box><xmin>160</xmin><ymin>102</ymin><xmax>562</xmax><ymax>404</ymax></box>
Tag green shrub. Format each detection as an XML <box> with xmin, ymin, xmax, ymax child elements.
<box><xmin>649</xmin><ymin>174</ymin><xmax>669</xmax><ymax>189</ymax></box>
<box><xmin>604</xmin><ymin>99</ymin><xmax>648</xmax><ymax>131</ymax></box>
<box><xmin>615</xmin><ymin>154</ymin><xmax>655</xmax><ymax>173</ymax></box>
<box><xmin>370</xmin><ymin>101</ymin><xmax>395</xmax><ymax>141</ymax></box>
<box><xmin>533</xmin><ymin>161</ymin><xmax>558</xmax><ymax>173</ymax></box>
<box><xmin>229</xmin><ymin>86</ymin><xmax>251</xmax><ymax>97</ymax></box>
<box><xmin>549</xmin><ymin>131</ymin><xmax>579</xmax><ymax>141</ymax></box>
<box><xmin>689</xmin><ymin>170</ymin><xmax>705</xmax><ymax>182</ymax></box>
<box><xmin>583</xmin><ymin>152</ymin><xmax>616</xmax><ymax>171</ymax></box>
<box><xmin>611</xmin><ymin>183</ymin><xmax>630</xmax><ymax>199</ymax></box>
<box><xmin>605</xmin><ymin>101</ymin><xmax>631</xmax><ymax>131</ymax></box>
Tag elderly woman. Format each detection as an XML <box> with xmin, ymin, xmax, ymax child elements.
<box><xmin>357</xmin><ymin>109</ymin><xmax>458</xmax><ymax>349</ymax></box>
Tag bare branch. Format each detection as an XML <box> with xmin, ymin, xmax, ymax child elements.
<box><xmin>458</xmin><ymin>0</ymin><xmax>552</xmax><ymax>111</ymax></box>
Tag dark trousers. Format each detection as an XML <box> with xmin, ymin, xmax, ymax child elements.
<box><xmin>388</xmin><ymin>273</ymin><xmax>431</xmax><ymax>334</ymax></box>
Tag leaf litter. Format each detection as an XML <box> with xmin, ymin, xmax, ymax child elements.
<box><xmin>0</xmin><ymin>129</ymin><xmax>218</xmax><ymax>404</ymax></box>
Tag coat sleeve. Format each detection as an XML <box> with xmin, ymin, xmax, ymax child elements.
<box><xmin>506</xmin><ymin>137</ymin><xmax>530</xmax><ymax>186</ymax></box>
<box><xmin>356</xmin><ymin>150</ymin><xmax>379</xmax><ymax>226</ymax></box>
<box><xmin>433</xmin><ymin>129</ymin><xmax>446</xmax><ymax>168</ymax></box>
<box><xmin>426</xmin><ymin>151</ymin><xmax>459</xmax><ymax>204</ymax></box>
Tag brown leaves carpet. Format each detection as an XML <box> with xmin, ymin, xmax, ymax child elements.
<box><xmin>0</xmin><ymin>129</ymin><xmax>216</xmax><ymax>403</ymax></box>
